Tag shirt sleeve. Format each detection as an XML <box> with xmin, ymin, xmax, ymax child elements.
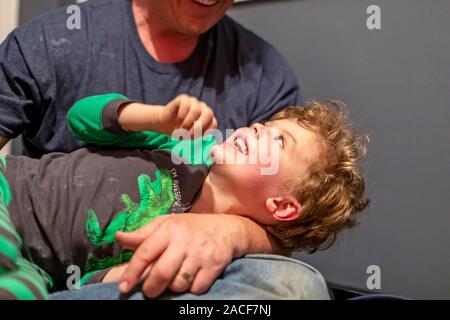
<box><xmin>0</xmin><ymin>33</ymin><xmax>43</xmax><ymax>139</ymax></box>
<box><xmin>250</xmin><ymin>46</ymin><xmax>303</xmax><ymax>124</ymax></box>
<box><xmin>67</xmin><ymin>93</ymin><xmax>175</xmax><ymax>149</ymax></box>
<box><xmin>67</xmin><ymin>94</ymin><xmax>216</xmax><ymax>167</ymax></box>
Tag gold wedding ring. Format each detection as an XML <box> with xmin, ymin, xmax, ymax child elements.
<box><xmin>177</xmin><ymin>267</ymin><xmax>194</xmax><ymax>284</ymax></box>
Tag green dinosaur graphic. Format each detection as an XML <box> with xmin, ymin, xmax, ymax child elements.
<box><xmin>83</xmin><ymin>168</ymin><xmax>175</xmax><ymax>276</ymax></box>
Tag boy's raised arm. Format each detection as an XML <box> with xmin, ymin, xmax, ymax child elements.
<box><xmin>67</xmin><ymin>93</ymin><xmax>217</xmax><ymax>151</ymax></box>
<box><xmin>67</xmin><ymin>93</ymin><xmax>172</xmax><ymax>149</ymax></box>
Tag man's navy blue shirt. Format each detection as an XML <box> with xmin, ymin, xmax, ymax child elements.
<box><xmin>0</xmin><ymin>0</ymin><xmax>301</xmax><ymax>158</ymax></box>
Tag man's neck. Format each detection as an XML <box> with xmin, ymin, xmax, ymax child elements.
<box><xmin>132</xmin><ymin>0</ymin><xmax>199</xmax><ymax>63</ymax></box>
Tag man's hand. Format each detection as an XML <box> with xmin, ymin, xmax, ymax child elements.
<box><xmin>157</xmin><ymin>94</ymin><xmax>218</xmax><ymax>137</ymax></box>
<box><xmin>114</xmin><ymin>213</ymin><xmax>268</xmax><ymax>298</ymax></box>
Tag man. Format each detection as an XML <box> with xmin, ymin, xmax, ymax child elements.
<box><xmin>0</xmin><ymin>0</ymin><xmax>329</xmax><ymax>299</ymax></box>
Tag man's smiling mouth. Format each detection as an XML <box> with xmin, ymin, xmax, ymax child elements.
<box><xmin>192</xmin><ymin>0</ymin><xmax>220</xmax><ymax>7</ymax></box>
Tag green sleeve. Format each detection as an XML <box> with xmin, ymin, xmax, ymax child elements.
<box><xmin>67</xmin><ymin>93</ymin><xmax>174</xmax><ymax>150</ymax></box>
<box><xmin>67</xmin><ymin>93</ymin><xmax>216</xmax><ymax>167</ymax></box>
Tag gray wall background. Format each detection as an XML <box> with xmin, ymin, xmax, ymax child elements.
<box><xmin>14</xmin><ymin>0</ymin><xmax>450</xmax><ymax>299</ymax></box>
<box><xmin>19</xmin><ymin>0</ymin><xmax>71</xmax><ymax>25</ymax></box>
<box><xmin>230</xmin><ymin>0</ymin><xmax>450</xmax><ymax>299</ymax></box>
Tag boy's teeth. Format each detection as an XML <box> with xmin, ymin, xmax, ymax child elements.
<box><xmin>193</xmin><ymin>0</ymin><xmax>219</xmax><ymax>6</ymax></box>
<box><xmin>235</xmin><ymin>137</ymin><xmax>248</xmax><ymax>155</ymax></box>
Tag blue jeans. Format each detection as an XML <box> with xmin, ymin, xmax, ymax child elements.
<box><xmin>50</xmin><ymin>254</ymin><xmax>330</xmax><ymax>300</ymax></box>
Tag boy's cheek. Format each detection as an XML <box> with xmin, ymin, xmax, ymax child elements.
<box><xmin>236</xmin><ymin>164</ymin><xmax>276</xmax><ymax>187</ymax></box>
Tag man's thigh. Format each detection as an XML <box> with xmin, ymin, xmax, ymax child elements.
<box><xmin>51</xmin><ymin>254</ymin><xmax>331</xmax><ymax>300</ymax></box>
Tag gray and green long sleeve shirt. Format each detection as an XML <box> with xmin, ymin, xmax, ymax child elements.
<box><xmin>4</xmin><ymin>94</ymin><xmax>216</xmax><ymax>289</ymax></box>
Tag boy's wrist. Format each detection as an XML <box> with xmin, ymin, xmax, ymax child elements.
<box><xmin>117</xmin><ymin>102</ymin><xmax>166</xmax><ymax>133</ymax></box>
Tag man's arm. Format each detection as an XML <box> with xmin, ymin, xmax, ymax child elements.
<box><xmin>111</xmin><ymin>213</ymin><xmax>287</xmax><ymax>297</ymax></box>
<box><xmin>103</xmin><ymin>214</ymin><xmax>287</xmax><ymax>287</ymax></box>
<box><xmin>237</xmin><ymin>214</ymin><xmax>289</xmax><ymax>256</ymax></box>
<box><xmin>0</xmin><ymin>32</ymin><xmax>49</xmax><ymax>147</ymax></box>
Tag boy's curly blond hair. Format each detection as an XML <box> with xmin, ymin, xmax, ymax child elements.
<box><xmin>266</xmin><ymin>101</ymin><xmax>370</xmax><ymax>252</ymax></box>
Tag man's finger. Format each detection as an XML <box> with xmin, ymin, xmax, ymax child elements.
<box><xmin>119</xmin><ymin>229</ymin><xmax>170</xmax><ymax>293</ymax></box>
<box><xmin>116</xmin><ymin>216</ymin><xmax>168</xmax><ymax>250</ymax></box>
<box><xmin>168</xmin><ymin>258</ymin><xmax>200</xmax><ymax>294</ymax></box>
<box><xmin>140</xmin><ymin>242</ymin><xmax>185</xmax><ymax>298</ymax></box>
<box><xmin>189</xmin><ymin>266</ymin><xmax>224</xmax><ymax>295</ymax></box>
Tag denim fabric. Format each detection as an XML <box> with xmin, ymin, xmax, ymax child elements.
<box><xmin>51</xmin><ymin>254</ymin><xmax>330</xmax><ymax>300</ymax></box>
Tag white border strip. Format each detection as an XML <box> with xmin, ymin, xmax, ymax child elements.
<box><xmin>0</xmin><ymin>0</ymin><xmax>20</xmax><ymax>156</ymax></box>
<box><xmin>0</xmin><ymin>0</ymin><xmax>20</xmax><ymax>42</ymax></box>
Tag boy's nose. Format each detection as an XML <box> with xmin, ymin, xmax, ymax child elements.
<box><xmin>252</xmin><ymin>123</ymin><xmax>275</xmax><ymax>141</ymax></box>
<box><xmin>250</xmin><ymin>123</ymin><xmax>265</xmax><ymax>138</ymax></box>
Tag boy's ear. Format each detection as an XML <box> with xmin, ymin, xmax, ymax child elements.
<box><xmin>265</xmin><ymin>197</ymin><xmax>303</xmax><ymax>222</ymax></box>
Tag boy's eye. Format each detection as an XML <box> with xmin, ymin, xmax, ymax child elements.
<box><xmin>274</xmin><ymin>135</ymin><xmax>285</xmax><ymax>148</ymax></box>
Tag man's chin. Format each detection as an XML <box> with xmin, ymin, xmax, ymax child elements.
<box><xmin>181</xmin><ymin>23</ymin><xmax>213</xmax><ymax>36</ymax></box>
<box><xmin>177</xmin><ymin>15</ymin><xmax>219</xmax><ymax>35</ymax></box>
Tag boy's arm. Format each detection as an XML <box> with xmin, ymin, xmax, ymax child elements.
<box><xmin>67</xmin><ymin>94</ymin><xmax>218</xmax><ymax>153</ymax></box>
<box><xmin>67</xmin><ymin>94</ymin><xmax>173</xmax><ymax>149</ymax></box>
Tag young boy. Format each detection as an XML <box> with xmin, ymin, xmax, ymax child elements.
<box><xmin>0</xmin><ymin>94</ymin><xmax>369</xmax><ymax>299</ymax></box>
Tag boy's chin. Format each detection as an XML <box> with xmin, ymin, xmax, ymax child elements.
<box><xmin>210</xmin><ymin>145</ymin><xmax>223</xmax><ymax>162</ymax></box>
<box><xmin>210</xmin><ymin>144</ymin><xmax>236</xmax><ymax>164</ymax></box>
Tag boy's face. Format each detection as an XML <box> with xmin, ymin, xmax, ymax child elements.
<box><xmin>210</xmin><ymin>118</ymin><xmax>322</xmax><ymax>224</ymax></box>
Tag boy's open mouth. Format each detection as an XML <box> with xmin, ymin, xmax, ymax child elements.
<box><xmin>233</xmin><ymin>135</ymin><xmax>248</xmax><ymax>155</ymax></box>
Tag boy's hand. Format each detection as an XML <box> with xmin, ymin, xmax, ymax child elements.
<box><xmin>102</xmin><ymin>263</ymin><xmax>152</xmax><ymax>284</ymax></box>
<box><xmin>102</xmin><ymin>264</ymin><xmax>129</xmax><ymax>283</ymax></box>
<box><xmin>157</xmin><ymin>94</ymin><xmax>218</xmax><ymax>137</ymax></box>
<box><xmin>117</xmin><ymin>94</ymin><xmax>217</xmax><ymax>137</ymax></box>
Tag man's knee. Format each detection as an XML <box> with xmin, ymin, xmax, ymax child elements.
<box><xmin>217</xmin><ymin>254</ymin><xmax>330</xmax><ymax>299</ymax></box>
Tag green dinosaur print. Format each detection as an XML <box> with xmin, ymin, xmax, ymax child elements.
<box><xmin>83</xmin><ymin>168</ymin><xmax>175</xmax><ymax>276</ymax></box>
